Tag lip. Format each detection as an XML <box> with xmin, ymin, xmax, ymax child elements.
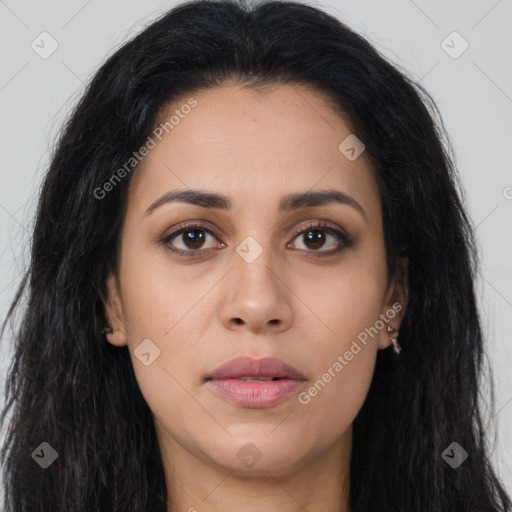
<box><xmin>206</xmin><ymin>356</ymin><xmax>306</xmax><ymax>381</ymax></box>
<box><xmin>205</xmin><ymin>356</ymin><xmax>306</xmax><ymax>408</ymax></box>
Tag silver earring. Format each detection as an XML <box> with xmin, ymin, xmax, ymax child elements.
<box><xmin>102</xmin><ymin>326</ymin><xmax>113</xmax><ymax>335</ymax></box>
<box><xmin>387</xmin><ymin>325</ymin><xmax>401</xmax><ymax>355</ymax></box>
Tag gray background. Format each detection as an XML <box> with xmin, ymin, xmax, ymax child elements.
<box><xmin>1</xmin><ymin>0</ymin><xmax>511</xmax><ymax>494</ymax></box>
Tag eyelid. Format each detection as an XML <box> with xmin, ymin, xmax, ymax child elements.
<box><xmin>289</xmin><ymin>219</ymin><xmax>349</xmax><ymax>239</ymax></box>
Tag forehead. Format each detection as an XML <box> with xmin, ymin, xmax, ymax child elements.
<box><xmin>127</xmin><ymin>83</ymin><xmax>380</xmax><ymax>222</ymax></box>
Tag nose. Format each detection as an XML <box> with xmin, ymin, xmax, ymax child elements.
<box><xmin>219</xmin><ymin>246</ymin><xmax>293</xmax><ymax>335</ymax></box>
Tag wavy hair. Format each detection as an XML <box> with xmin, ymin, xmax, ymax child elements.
<box><xmin>1</xmin><ymin>0</ymin><xmax>510</xmax><ymax>510</ymax></box>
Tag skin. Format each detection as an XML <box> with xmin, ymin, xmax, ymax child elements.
<box><xmin>103</xmin><ymin>83</ymin><xmax>408</xmax><ymax>512</ymax></box>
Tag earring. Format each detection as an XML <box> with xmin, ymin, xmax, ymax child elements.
<box><xmin>102</xmin><ymin>326</ymin><xmax>113</xmax><ymax>335</ymax></box>
<box><xmin>387</xmin><ymin>325</ymin><xmax>401</xmax><ymax>355</ymax></box>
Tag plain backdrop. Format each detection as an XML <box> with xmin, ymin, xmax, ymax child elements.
<box><xmin>1</xmin><ymin>0</ymin><xmax>511</xmax><ymax>496</ymax></box>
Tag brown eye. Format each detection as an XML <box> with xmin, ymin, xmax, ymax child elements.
<box><xmin>178</xmin><ymin>228</ymin><xmax>207</xmax><ymax>249</ymax></box>
<box><xmin>288</xmin><ymin>222</ymin><xmax>352</xmax><ymax>256</ymax></box>
<box><xmin>300</xmin><ymin>229</ymin><xmax>328</xmax><ymax>250</ymax></box>
<box><xmin>160</xmin><ymin>223</ymin><xmax>224</xmax><ymax>256</ymax></box>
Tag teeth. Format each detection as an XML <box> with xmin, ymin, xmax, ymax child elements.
<box><xmin>238</xmin><ymin>377</ymin><xmax>277</xmax><ymax>382</ymax></box>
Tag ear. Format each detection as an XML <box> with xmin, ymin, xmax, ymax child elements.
<box><xmin>101</xmin><ymin>273</ymin><xmax>128</xmax><ymax>347</ymax></box>
<box><xmin>378</xmin><ymin>256</ymin><xmax>408</xmax><ymax>350</ymax></box>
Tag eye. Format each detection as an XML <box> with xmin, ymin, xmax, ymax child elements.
<box><xmin>159</xmin><ymin>220</ymin><xmax>352</xmax><ymax>258</ymax></box>
<box><xmin>287</xmin><ymin>221</ymin><xmax>352</xmax><ymax>256</ymax></box>
<box><xmin>159</xmin><ymin>223</ymin><xmax>225</xmax><ymax>256</ymax></box>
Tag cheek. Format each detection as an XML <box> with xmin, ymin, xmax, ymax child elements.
<box><xmin>119</xmin><ymin>240</ymin><xmax>217</xmax><ymax>341</ymax></box>
<box><xmin>290</xmin><ymin>257</ymin><xmax>385</xmax><ymax>432</ymax></box>
<box><xmin>293</xmin><ymin>248</ymin><xmax>386</xmax><ymax>353</ymax></box>
<box><xmin>120</xmin><ymin>269</ymin><xmax>211</xmax><ymax>396</ymax></box>
<box><xmin>116</xmin><ymin>244</ymin><xmax>214</xmax><ymax>410</ymax></box>
<box><xmin>294</xmin><ymin>286</ymin><xmax>380</xmax><ymax>445</ymax></box>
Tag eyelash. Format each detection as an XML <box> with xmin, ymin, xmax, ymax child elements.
<box><xmin>158</xmin><ymin>220</ymin><xmax>353</xmax><ymax>258</ymax></box>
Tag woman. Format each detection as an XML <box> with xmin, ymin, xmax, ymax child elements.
<box><xmin>1</xmin><ymin>0</ymin><xmax>510</xmax><ymax>511</ymax></box>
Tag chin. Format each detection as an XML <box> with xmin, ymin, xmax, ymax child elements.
<box><xmin>206</xmin><ymin>434</ymin><xmax>310</xmax><ymax>477</ymax></box>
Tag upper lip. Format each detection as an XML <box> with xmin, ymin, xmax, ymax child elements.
<box><xmin>206</xmin><ymin>356</ymin><xmax>306</xmax><ymax>381</ymax></box>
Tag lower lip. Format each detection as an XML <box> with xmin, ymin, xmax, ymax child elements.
<box><xmin>206</xmin><ymin>378</ymin><xmax>305</xmax><ymax>408</ymax></box>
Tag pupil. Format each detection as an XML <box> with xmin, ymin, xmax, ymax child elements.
<box><xmin>184</xmin><ymin>229</ymin><xmax>204</xmax><ymax>249</ymax></box>
<box><xmin>305</xmin><ymin>230</ymin><xmax>325</xmax><ymax>250</ymax></box>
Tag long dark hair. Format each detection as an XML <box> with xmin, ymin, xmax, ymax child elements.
<box><xmin>1</xmin><ymin>0</ymin><xmax>510</xmax><ymax>510</ymax></box>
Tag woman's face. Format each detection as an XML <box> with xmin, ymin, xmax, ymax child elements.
<box><xmin>104</xmin><ymin>83</ymin><xmax>406</xmax><ymax>478</ymax></box>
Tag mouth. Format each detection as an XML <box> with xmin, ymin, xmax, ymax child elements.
<box><xmin>205</xmin><ymin>356</ymin><xmax>306</xmax><ymax>408</ymax></box>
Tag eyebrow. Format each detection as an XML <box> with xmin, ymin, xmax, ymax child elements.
<box><xmin>144</xmin><ymin>188</ymin><xmax>367</xmax><ymax>221</ymax></box>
